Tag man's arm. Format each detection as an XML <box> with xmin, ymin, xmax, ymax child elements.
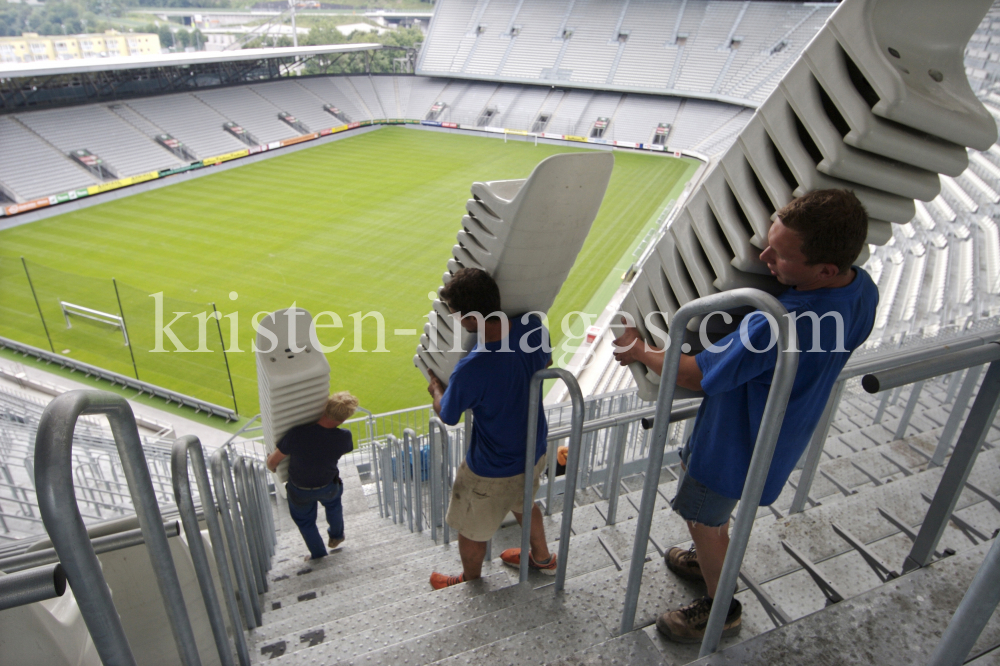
<box><xmin>612</xmin><ymin>323</ymin><xmax>703</xmax><ymax>391</ymax></box>
<box><xmin>266</xmin><ymin>448</ymin><xmax>287</xmax><ymax>473</ymax></box>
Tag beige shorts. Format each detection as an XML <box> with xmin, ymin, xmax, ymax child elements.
<box><xmin>445</xmin><ymin>454</ymin><xmax>547</xmax><ymax>543</ymax></box>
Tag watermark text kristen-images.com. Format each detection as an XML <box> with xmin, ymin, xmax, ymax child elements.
<box><xmin>149</xmin><ymin>292</ymin><xmax>850</xmax><ymax>364</ymax></box>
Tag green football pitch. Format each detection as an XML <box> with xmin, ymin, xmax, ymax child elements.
<box><xmin>0</xmin><ymin>127</ymin><xmax>697</xmax><ymax>417</ymax></box>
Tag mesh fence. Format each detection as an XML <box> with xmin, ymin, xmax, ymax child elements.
<box><xmin>1</xmin><ymin>255</ymin><xmax>235</xmax><ymax>411</ymax></box>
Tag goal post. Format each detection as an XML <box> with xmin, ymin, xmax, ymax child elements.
<box><xmin>59</xmin><ymin>301</ymin><xmax>129</xmax><ymax>347</ymax></box>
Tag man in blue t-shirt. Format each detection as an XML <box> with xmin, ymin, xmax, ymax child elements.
<box><xmin>425</xmin><ymin>268</ymin><xmax>555</xmax><ymax>589</ymax></box>
<box><xmin>614</xmin><ymin>189</ymin><xmax>878</xmax><ymax>643</ymax></box>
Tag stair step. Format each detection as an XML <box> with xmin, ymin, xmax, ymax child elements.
<box><xmin>262</xmin><ymin>543</ymin><xmax>499</xmax><ymax>614</ymax></box>
<box><xmin>431</xmin><ymin>607</ymin><xmax>610</xmax><ymax>665</ymax></box>
<box><xmin>686</xmin><ymin>539</ymin><xmax>1000</xmax><ymax>666</ymax></box>
<box><xmin>272</xmin><ymin>585</ymin><xmax>601</xmax><ymax>666</ymax></box>
<box><xmin>258</xmin><ymin>577</ymin><xmax>534</xmax><ymax>664</ymax></box>
<box><xmin>252</xmin><ymin>571</ymin><xmax>512</xmax><ymax>646</ymax></box>
<box><xmin>543</xmin><ymin>629</ymin><xmax>665</xmax><ymax>666</ymax></box>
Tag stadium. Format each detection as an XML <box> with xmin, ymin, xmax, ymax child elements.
<box><xmin>0</xmin><ymin>0</ymin><xmax>999</xmax><ymax>664</ymax></box>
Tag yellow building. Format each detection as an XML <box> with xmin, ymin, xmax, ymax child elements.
<box><xmin>0</xmin><ymin>31</ymin><xmax>161</xmax><ymax>63</ymax></box>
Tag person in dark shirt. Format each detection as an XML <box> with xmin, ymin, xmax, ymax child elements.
<box><xmin>267</xmin><ymin>391</ymin><xmax>358</xmax><ymax>561</ymax></box>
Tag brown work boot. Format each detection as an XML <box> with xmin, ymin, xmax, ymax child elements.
<box><xmin>655</xmin><ymin>596</ymin><xmax>742</xmax><ymax>644</ymax></box>
<box><xmin>665</xmin><ymin>545</ymin><xmax>703</xmax><ymax>581</ymax></box>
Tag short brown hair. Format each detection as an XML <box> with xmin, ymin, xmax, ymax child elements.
<box><xmin>776</xmin><ymin>189</ymin><xmax>868</xmax><ymax>273</ymax></box>
<box><xmin>440</xmin><ymin>268</ymin><xmax>502</xmax><ymax>318</ymax></box>
<box><xmin>323</xmin><ymin>391</ymin><xmax>358</xmax><ymax>422</ymax></box>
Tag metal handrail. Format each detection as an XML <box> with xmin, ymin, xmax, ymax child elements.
<box><xmin>211</xmin><ymin>447</ymin><xmax>261</xmax><ymax>628</ymax></box>
<box><xmin>33</xmin><ymin>389</ymin><xmax>203</xmax><ymax>666</ymax></box>
<box><xmin>861</xmin><ymin>342</ymin><xmax>1000</xmax><ymax>393</ymax></box>
<box><xmin>616</xmin><ymin>288</ymin><xmax>797</xmax><ymax>658</ymax></box>
<box><xmin>521</xmin><ymin>367</ymin><xmax>585</xmax><ymax>591</ymax></box>
<box><xmin>234</xmin><ymin>456</ymin><xmax>267</xmax><ymax>593</ymax></box>
<box><xmin>172</xmin><ymin>436</ymin><xmax>249</xmax><ymax>666</ymax></box>
<box><xmin>429</xmin><ymin>417</ymin><xmax>451</xmax><ymax>544</ymax></box>
<box><xmin>253</xmin><ymin>461</ymin><xmax>277</xmax><ymax>555</ymax></box>
<box><xmin>0</xmin><ymin>562</ymin><xmax>66</xmax><ymax>611</ymax></box>
<box><xmin>409</xmin><ymin>429</ymin><xmax>424</xmax><ymax>533</ymax></box>
<box><xmin>0</xmin><ymin>521</ymin><xmax>182</xmax><ymax>574</ymax></box>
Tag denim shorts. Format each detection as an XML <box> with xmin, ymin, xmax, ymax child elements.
<box><xmin>670</xmin><ymin>445</ymin><xmax>738</xmax><ymax>528</ymax></box>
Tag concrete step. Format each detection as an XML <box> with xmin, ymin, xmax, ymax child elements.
<box><xmin>267</xmin><ymin>583</ymin><xmax>605</xmax><ymax>666</ymax></box>
<box><xmin>430</xmin><ymin>607</ymin><xmax>610</xmax><ymax>665</ymax></box>
<box><xmin>251</xmin><ymin>569</ymin><xmax>512</xmax><ymax>647</ymax></box>
<box><xmin>259</xmin><ymin>578</ymin><xmax>533</xmax><ymax>664</ymax></box>
<box><xmin>261</xmin><ymin>542</ymin><xmax>497</xmax><ymax>619</ymax></box>
<box><xmin>542</xmin><ymin>630</ymin><xmax>665</xmax><ymax>666</ymax></box>
<box><xmin>685</xmin><ymin>539</ymin><xmax>1000</xmax><ymax>666</ymax></box>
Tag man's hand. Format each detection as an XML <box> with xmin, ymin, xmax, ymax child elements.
<box><xmin>266</xmin><ymin>448</ymin><xmax>287</xmax><ymax>473</ymax></box>
<box><xmin>612</xmin><ymin>324</ymin><xmax>648</xmax><ymax>367</ymax></box>
<box><xmin>427</xmin><ymin>370</ymin><xmax>445</xmax><ymax>416</ymax></box>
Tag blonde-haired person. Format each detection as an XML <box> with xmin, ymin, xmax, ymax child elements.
<box><xmin>267</xmin><ymin>391</ymin><xmax>359</xmax><ymax>561</ymax></box>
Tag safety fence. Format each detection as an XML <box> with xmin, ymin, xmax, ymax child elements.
<box><xmin>0</xmin><ymin>254</ymin><xmax>239</xmax><ymax>415</ymax></box>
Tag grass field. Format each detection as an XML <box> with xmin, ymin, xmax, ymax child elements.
<box><xmin>0</xmin><ymin>127</ymin><xmax>697</xmax><ymax>416</ymax></box>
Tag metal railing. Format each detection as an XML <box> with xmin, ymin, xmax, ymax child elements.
<box><xmin>172</xmin><ymin>435</ymin><xmax>250</xmax><ymax>666</ymax></box>
<box><xmin>618</xmin><ymin>288</ymin><xmax>798</xmax><ymax>658</ymax></box>
<box><xmin>521</xmin><ymin>368</ymin><xmax>584</xmax><ymax>590</ymax></box>
<box><xmin>861</xmin><ymin>341</ymin><xmax>1000</xmax><ymax>665</ymax></box>
<box><xmin>0</xmin><ymin>562</ymin><xmax>66</xmax><ymax>611</ymax></box>
<box><xmin>0</xmin><ymin>335</ymin><xmax>236</xmax><ymax>420</ymax></box>
<box><xmin>25</xmin><ymin>388</ymin><xmax>276</xmax><ymax>665</ymax></box>
<box><xmin>789</xmin><ymin>327</ymin><xmax>1000</xmax><ymax>514</ymax></box>
<box><xmin>33</xmin><ymin>390</ymin><xmax>202</xmax><ymax>666</ymax></box>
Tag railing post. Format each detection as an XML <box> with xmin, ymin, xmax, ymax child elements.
<box><xmin>604</xmin><ymin>422</ymin><xmax>629</xmax><ymax>525</ymax></box>
<box><xmin>789</xmin><ymin>379</ymin><xmax>844</xmax><ymax>514</ymax></box>
<box><xmin>172</xmin><ymin>436</ymin><xmax>248</xmax><ymax>666</ymax></box>
<box><xmin>616</xmin><ymin>289</ymin><xmax>796</xmax><ymax>660</ymax></box>
<box><xmin>894</xmin><ymin>380</ymin><xmax>926</xmax><ymax>440</ymax></box>
<box><xmin>926</xmin><ymin>533</ymin><xmax>1000</xmax><ymax>666</ymax></box>
<box><xmin>211</xmin><ymin>447</ymin><xmax>261</xmax><ymax>628</ymax></box>
<box><xmin>406</xmin><ymin>429</ymin><xmax>422</xmax><ymax>532</ymax></box>
<box><xmin>34</xmin><ymin>390</ymin><xmax>204</xmax><ymax>666</ymax></box>
<box><xmin>234</xmin><ymin>457</ymin><xmax>267</xmax><ymax>591</ymax></box>
<box><xmin>521</xmin><ymin>367</ymin><xmax>585</xmax><ymax>591</ymax></box>
<box><xmin>930</xmin><ymin>364</ymin><xmax>983</xmax><ymax>467</ymax></box>
<box><xmin>903</xmin><ymin>360</ymin><xmax>1000</xmax><ymax>571</ymax></box>
<box><xmin>430</xmin><ymin>418</ymin><xmax>450</xmax><ymax>544</ymax></box>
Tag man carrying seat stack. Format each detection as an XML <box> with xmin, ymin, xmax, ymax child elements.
<box><xmin>267</xmin><ymin>392</ymin><xmax>359</xmax><ymax>562</ymax></box>
<box><xmin>613</xmin><ymin>189</ymin><xmax>879</xmax><ymax>642</ymax></box>
<box><xmin>425</xmin><ymin>268</ymin><xmax>556</xmax><ymax>589</ymax></box>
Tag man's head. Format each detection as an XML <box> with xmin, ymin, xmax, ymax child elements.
<box><xmin>760</xmin><ymin>189</ymin><xmax>868</xmax><ymax>288</ymax></box>
<box><xmin>440</xmin><ymin>267</ymin><xmax>502</xmax><ymax>332</ymax></box>
<box><xmin>322</xmin><ymin>391</ymin><xmax>358</xmax><ymax>424</ymax></box>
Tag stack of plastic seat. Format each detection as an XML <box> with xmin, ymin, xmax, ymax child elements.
<box><xmin>256</xmin><ymin>307</ymin><xmax>330</xmax><ymax>490</ymax></box>
<box><xmin>615</xmin><ymin>0</ymin><xmax>999</xmax><ymax>401</ymax></box>
<box><xmin>414</xmin><ymin>151</ymin><xmax>615</xmax><ymax>385</ymax></box>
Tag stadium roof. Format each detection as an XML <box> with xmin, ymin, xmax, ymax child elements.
<box><xmin>0</xmin><ymin>44</ymin><xmax>381</xmax><ymax>79</ymax></box>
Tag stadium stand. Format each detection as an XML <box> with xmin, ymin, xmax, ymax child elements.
<box><xmin>347</xmin><ymin>75</ymin><xmax>390</xmax><ymax>119</ymax></box>
<box><xmin>0</xmin><ymin>117</ymin><xmax>96</xmax><ymax>201</ymax></box>
<box><xmin>125</xmin><ymin>93</ymin><xmax>247</xmax><ymax>160</ymax></box>
<box><xmin>252</xmin><ymin>79</ymin><xmax>345</xmax><ymax>134</ymax></box>
<box><xmin>193</xmin><ymin>87</ymin><xmax>301</xmax><ymax>144</ymax></box>
<box><xmin>295</xmin><ymin>76</ymin><xmax>369</xmax><ymax>122</ymax></box>
<box><xmin>15</xmin><ymin>106</ymin><xmax>184</xmax><ymax>179</ymax></box>
<box><xmin>419</xmin><ymin>0</ymin><xmax>839</xmax><ymax>105</ymax></box>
